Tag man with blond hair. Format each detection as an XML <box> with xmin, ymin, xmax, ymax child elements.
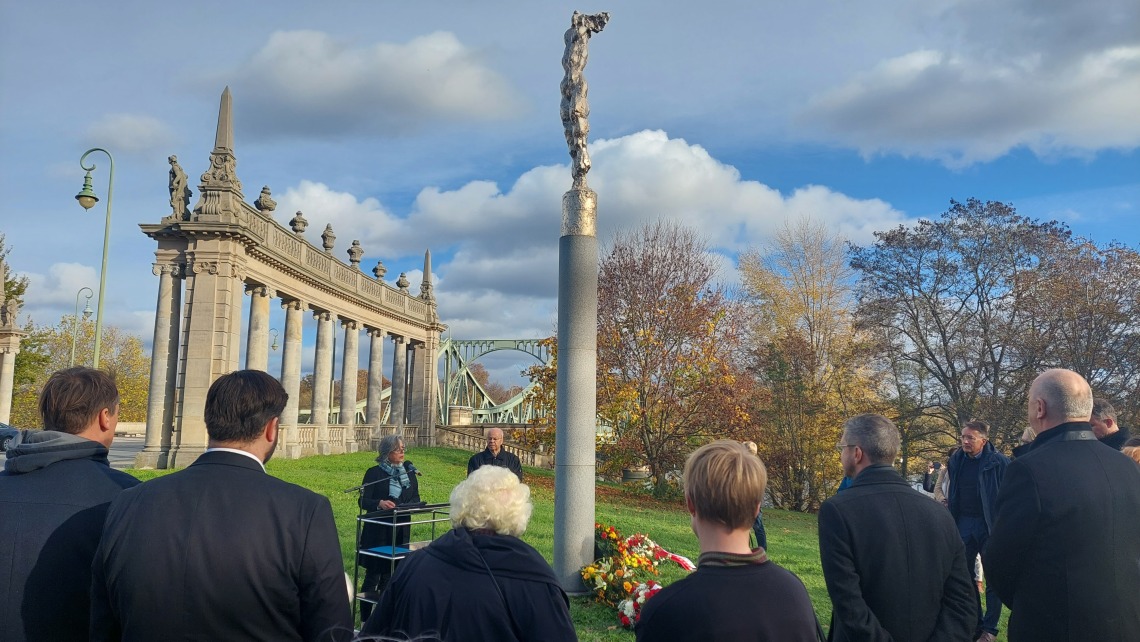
<box><xmin>636</xmin><ymin>440</ymin><xmax>818</xmax><ymax>641</ymax></box>
<box><xmin>984</xmin><ymin>369</ymin><xmax>1140</xmax><ymax>641</ymax></box>
<box><xmin>819</xmin><ymin>414</ymin><xmax>976</xmax><ymax>642</ymax></box>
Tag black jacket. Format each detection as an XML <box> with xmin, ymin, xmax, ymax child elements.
<box><xmin>467</xmin><ymin>448</ymin><xmax>523</xmax><ymax>480</ymax></box>
<box><xmin>984</xmin><ymin>422</ymin><xmax>1140</xmax><ymax>641</ymax></box>
<box><xmin>819</xmin><ymin>465</ymin><xmax>976</xmax><ymax>642</ymax></box>
<box><xmin>0</xmin><ymin>431</ymin><xmax>139</xmax><ymax>642</ymax></box>
<box><xmin>361</xmin><ymin>527</ymin><xmax>574</xmax><ymax>642</ymax></box>
<box><xmin>90</xmin><ymin>450</ymin><xmax>352</xmax><ymax>642</ymax></box>
<box><xmin>635</xmin><ymin>555</ymin><xmax>819</xmax><ymax>641</ymax></box>
<box><xmin>1099</xmin><ymin>424</ymin><xmax>1131</xmax><ymax>450</ymax></box>
<box><xmin>947</xmin><ymin>441</ymin><xmax>1009</xmax><ymax>531</ymax></box>
<box><xmin>358</xmin><ymin>461</ymin><xmax>421</xmax><ymax>571</ymax></box>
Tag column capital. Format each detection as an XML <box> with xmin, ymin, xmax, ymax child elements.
<box><xmin>367</xmin><ymin>327</ymin><xmax>386</xmax><ymax>338</ymax></box>
<box><xmin>340</xmin><ymin>319</ymin><xmax>359</xmax><ymax>331</ymax></box>
<box><xmin>281</xmin><ymin>298</ymin><xmax>305</xmax><ymax>311</ymax></box>
<box><xmin>392</xmin><ymin>333</ymin><xmax>406</xmax><ymax>345</ymax></box>
<box><xmin>313</xmin><ymin>310</ymin><xmax>332</xmax><ymax>322</ymax></box>
<box><xmin>151</xmin><ymin>262</ymin><xmax>182</xmax><ymax>277</ymax></box>
<box><xmin>245</xmin><ymin>283</ymin><xmax>274</xmax><ymax>298</ymax></box>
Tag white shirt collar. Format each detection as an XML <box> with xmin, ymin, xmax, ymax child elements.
<box><xmin>204</xmin><ymin>447</ymin><xmax>267</xmax><ymax>472</ymax></box>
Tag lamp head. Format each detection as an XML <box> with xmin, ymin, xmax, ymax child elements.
<box><xmin>75</xmin><ymin>171</ymin><xmax>99</xmax><ymax>210</ymax></box>
<box><xmin>82</xmin><ymin>301</ymin><xmax>93</xmax><ymax>320</ymax></box>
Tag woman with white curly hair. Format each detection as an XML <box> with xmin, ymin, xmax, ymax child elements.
<box><xmin>360</xmin><ymin>466</ymin><xmax>575</xmax><ymax>641</ymax></box>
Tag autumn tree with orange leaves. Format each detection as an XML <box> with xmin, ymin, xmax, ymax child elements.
<box><xmin>597</xmin><ymin>222</ymin><xmax>752</xmax><ymax>497</ymax></box>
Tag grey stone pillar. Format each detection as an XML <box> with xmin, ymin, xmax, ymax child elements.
<box><xmin>245</xmin><ymin>285</ymin><xmax>271</xmax><ymax>371</ymax></box>
<box><xmin>280</xmin><ymin>299</ymin><xmax>304</xmax><ymax>459</ymax></box>
<box><xmin>312</xmin><ymin>310</ymin><xmax>334</xmax><ymax>454</ymax></box>
<box><xmin>389</xmin><ymin>334</ymin><xmax>407</xmax><ymax>426</ymax></box>
<box><xmin>0</xmin><ymin>348</ymin><xmax>17</xmax><ymax>424</ymax></box>
<box><xmin>339</xmin><ymin>319</ymin><xmax>359</xmax><ymax>452</ymax></box>
<box><xmin>407</xmin><ymin>338</ymin><xmax>440</xmax><ymax>444</ymax></box>
<box><xmin>139</xmin><ymin>263</ymin><xmax>179</xmax><ymax>468</ymax></box>
<box><xmin>366</xmin><ymin>328</ymin><xmax>385</xmax><ymax>426</ymax></box>
<box><xmin>553</xmin><ymin>187</ymin><xmax>599</xmax><ymax>591</ymax></box>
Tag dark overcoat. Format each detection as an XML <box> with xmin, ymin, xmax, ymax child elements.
<box><xmin>90</xmin><ymin>451</ymin><xmax>353</xmax><ymax>642</ymax></box>
<box><xmin>819</xmin><ymin>465</ymin><xmax>976</xmax><ymax>642</ymax></box>
<box><xmin>983</xmin><ymin>421</ymin><xmax>1140</xmax><ymax>642</ymax></box>
<box><xmin>361</xmin><ymin>527</ymin><xmax>575</xmax><ymax>642</ymax></box>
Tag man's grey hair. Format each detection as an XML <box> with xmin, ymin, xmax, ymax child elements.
<box><xmin>1092</xmin><ymin>398</ymin><xmax>1117</xmax><ymax>422</ymax></box>
<box><xmin>843</xmin><ymin>414</ymin><xmax>900</xmax><ymax>465</ymax></box>
<box><xmin>1038</xmin><ymin>374</ymin><xmax>1094</xmax><ymax>420</ymax></box>
<box><xmin>376</xmin><ymin>433</ymin><xmax>403</xmax><ymax>464</ymax></box>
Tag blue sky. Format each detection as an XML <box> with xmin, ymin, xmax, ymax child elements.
<box><xmin>2</xmin><ymin>0</ymin><xmax>1137</xmax><ymax>384</ymax></box>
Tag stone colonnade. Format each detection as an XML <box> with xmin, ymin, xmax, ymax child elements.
<box><xmin>135</xmin><ymin>87</ymin><xmax>442</xmax><ymax>469</ymax></box>
<box><xmin>135</xmin><ymin>271</ymin><xmax>435</xmax><ymax>468</ymax></box>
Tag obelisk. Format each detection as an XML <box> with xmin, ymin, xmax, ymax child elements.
<box><xmin>554</xmin><ymin>10</ymin><xmax>609</xmax><ymax>592</ymax></box>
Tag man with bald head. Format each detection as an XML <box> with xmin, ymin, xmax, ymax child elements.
<box><xmin>984</xmin><ymin>368</ymin><xmax>1140</xmax><ymax>641</ymax></box>
<box><xmin>467</xmin><ymin>427</ymin><xmax>523</xmax><ymax>481</ymax></box>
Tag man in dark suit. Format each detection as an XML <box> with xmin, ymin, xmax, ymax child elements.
<box><xmin>984</xmin><ymin>369</ymin><xmax>1140</xmax><ymax>641</ymax></box>
<box><xmin>466</xmin><ymin>427</ymin><xmax>523</xmax><ymax>480</ymax></box>
<box><xmin>0</xmin><ymin>367</ymin><xmax>138</xmax><ymax>642</ymax></box>
<box><xmin>90</xmin><ymin>370</ymin><xmax>352</xmax><ymax>642</ymax></box>
<box><xmin>819</xmin><ymin>414</ymin><xmax>976</xmax><ymax>642</ymax></box>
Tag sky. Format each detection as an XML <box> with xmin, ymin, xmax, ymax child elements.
<box><xmin>1</xmin><ymin>0</ymin><xmax>1138</xmax><ymax>386</ymax></box>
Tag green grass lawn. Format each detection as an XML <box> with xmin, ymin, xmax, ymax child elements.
<box><xmin>128</xmin><ymin>446</ymin><xmax>1010</xmax><ymax>641</ymax></box>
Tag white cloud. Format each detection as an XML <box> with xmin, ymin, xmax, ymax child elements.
<box><xmin>799</xmin><ymin>0</ymin><xmax>1140</xmax><ymax>166</ymax></box>
<box><xmin>85</xmin><ymin>114</ymin><xmax>176</xmax><ymax>155</ymax></box>
<box><xmin>277</xmin><ymin>129</ymin><xmax>911</xmax><ymax>336</ymax></box>
<box><xmin>228</xmin><ymin>30</ymin><xmax>525</xmax><ymax>140</ymax></box>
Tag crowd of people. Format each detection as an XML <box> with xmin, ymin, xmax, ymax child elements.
<box><xmin>1</xmin><ymin>366</ymin><xmax>1138</xmax><ymax>642</ymax></box>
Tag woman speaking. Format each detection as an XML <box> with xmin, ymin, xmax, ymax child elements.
<box><xmin>358</xmin><ymin>433</ymin><xmax>421</xmax><ymax>620</ymax></box>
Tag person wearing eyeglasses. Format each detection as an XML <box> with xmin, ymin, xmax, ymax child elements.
<box><xmin>358</xmin><ymin>434</ymin><xmax>422</xmax><ymax>620</ymax></box>
<box><xmin>819</xmin><ymin>414</ymin><xmax>976</xmax><ymax>642</ymax></box>
<box><xmin>946</xmin><ymin>420</ymin><xmax>1009</xmax><ymax>642</ymax></box>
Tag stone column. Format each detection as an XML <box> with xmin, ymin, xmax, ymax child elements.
<box><xmin>170</xmin><ymin>257</ymin><xmax>245</xmax><ymax>468</ymax></box>
<box><xmin>389</xmin><ymin>334</ymin><xmax>407</xmax><ymax>426</ymax></box>
<box><xmin>312</xmin><ymin>310</ymin><xmax>334</xmax><ymax>455</ymax></box>
<box><xmin>407</xmin><ymin>338</ymin><xmax>440</xmax><ymax>445</ymax></box>
<box><xmin>339</xmin><ymin>319</ymin><xmax>359</xmax><ymax>452</ymax></box>
<box><xmin>554</xmin><ymin>185</ymin><xmax>600</xmax><ymax>591</ymax></box>
<box><xmin>245</xmin><ymin>284</ymin><xmax>271</xmax><ymax>371</ymax></box>
<box><xmin>279</xmin><ymin>299</ymin><xmax>304</xmax><ymax>459</ymax></box>
<box><xmin>366</xmin><ymin>328</ymin><xmax>385</xmax><ymax>426</ymax></box>
<box><xmin>0</xmin><ymin>345</ymin><xmax>19</xmax><ymax>424</ymax></box>
<box><xmin>139</xmin><ymin>263</ymin><xmax>179</xmax><ymax>468</ymax></box>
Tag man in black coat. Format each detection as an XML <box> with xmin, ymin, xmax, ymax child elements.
<box><xmin>819</xmin><ymin>414</ymin><xmax>976</xmax><ymax>642</ymax></box>
<box><xmin>90</xmin><ymin>370</ymin><xmax>353</xmax><ymax>642</ymax></box>
<box><xmin>946</xmin><ymin>419</ymin><xmax>1009</xmax><ymax>642</ymax></box>
<box><xmin>0</xmin><ymin>368</ymin><xmax>138</xmax><ymax>642</ymax></box>
<box><xmin>984</xmin><ymin>369</ymin><xmax>1140</xmax><ymax>641</ymax></box>
<box><xmin>467</xmin><ymin>427</ymin><xmax>523</xmax><ymax>480</ymax></box>
<box><xmin>1090</xmin><ymin>397</ymin><xmax>1131</xmax><ymax>450</ymax></box>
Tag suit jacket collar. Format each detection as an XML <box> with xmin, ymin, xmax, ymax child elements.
<box><xmin>851</xmin><ymin>464</ymin><xmax>906</xmax><ymax>487</ymax></box>
<box><xmin>194</xmin><ymin>449</ymin><xmax>267</xmax><ymax>473</ymax></box>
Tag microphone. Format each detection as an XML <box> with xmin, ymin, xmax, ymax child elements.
<box><xmin>406</xmin><ymin>462</ymin><xmax>423</xmax><ymax>477</ymax></box>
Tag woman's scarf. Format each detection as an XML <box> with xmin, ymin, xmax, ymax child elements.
<box><xmin>379</xmin><ymin>460</ymin><xmax>410</xmax><ymax>501</ymax></box>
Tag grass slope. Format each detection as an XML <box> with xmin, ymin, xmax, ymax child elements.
<box><xmin>129</xmin><ymin>446</ymin><xmax>1009</xmax><ymax>641</ymax></box>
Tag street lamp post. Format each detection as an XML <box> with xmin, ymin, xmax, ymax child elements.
<box><xmin>269</xmin><ymin>328</ymin><xmax>280</xmax><ymax>352</ymax></box>
<box><xmin>70</xmin><ymin>287</ymin><xmax>94</xmax><ymax>367</ymax></box>
<box><xmin>74</xmin><ymin>148</ymin><xmax>114</xmax><ymax>369</ymax></box>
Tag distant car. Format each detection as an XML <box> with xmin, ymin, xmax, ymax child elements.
<box><xmin>0</xmin><ymin>423</ymin><xmax>21</xmax><ymax>452</ymax></box>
